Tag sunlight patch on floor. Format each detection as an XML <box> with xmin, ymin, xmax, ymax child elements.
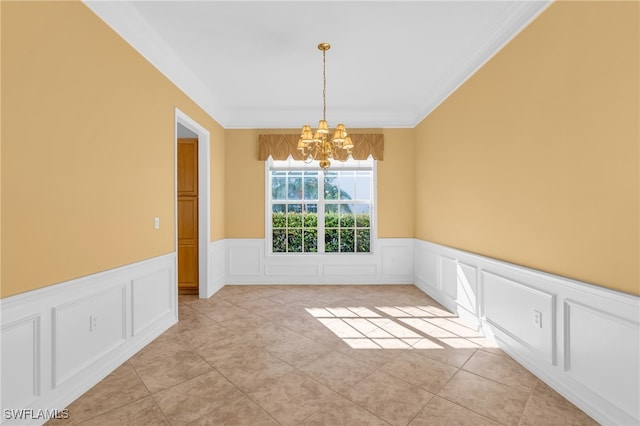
<box><xmin>305</xmin><ymin>305</ymin><xmax>486</xmax><ymax>350</ymax></box>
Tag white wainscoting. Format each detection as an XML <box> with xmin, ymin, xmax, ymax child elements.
<box><xmin>0</xmin><ymin>254</ymin><xmax>177</xmax><ymax>425</ymax></box>
<box><xmin>4</xmin><ymin>239</ymin><xmax>637</xmax><ymax>426</ymax></box>
<box><xmin>206</xmin><ymin>239</ymin><xmax>226</xmax><ymax>298</ymax></box>
<box><xmin>414</xmin><ymin>239</ymin><xmax>640</xmax><ymax>426</ymax></box>
<box><xmin>223</xmin><ymin>238</ymin><xmax>414</xmax><ymax>285</ymax></box>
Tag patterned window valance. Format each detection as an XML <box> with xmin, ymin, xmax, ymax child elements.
<box><xmin>258</xmin><ymin>133</ymin><xmax>384</xmax><ymax>161</ymax></box>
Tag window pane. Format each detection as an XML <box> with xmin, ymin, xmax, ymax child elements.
<box><xmin>272</xmin><ymin>176</ymin><xmax>286</xmax><ymax>200</ymax></box>
<box><xmin>324</xmin><ymin>172</ymin><xmax>339</xmax><ymax>200</ymax></box>
<box><xmin>273</xmin><ymin>229</ymin><xmax>286</xmax><ymax>252</ymax></box>
<box><xmin>287</xmin><ymin>204</ymin><xmax>302</xmax><ymax>227</ymax></box>
<box><xmin>325</xmin><ymin>204</ymin><xmax>339</xmax><ymax>227</ymax></box>
<box><xmin>340</xmin><ymin>204</ymin><xmax>353</xmax><ymax>214</ymax></box>
<box><xmin>355</xmin><ymin>172</ymin><xmax>371</xmax><ymax>200</ymax></box>
<box><xmin>272</xmin><ymin>204</ymin><xmax>286</xmax><ymax>228</ymax></box>
<box><xmin>355</xmin><ymin>205</ymin><xmax>370</xmax><ymax>227</ymax></box>
<box><xmin>304</xmin><ymin>229</ymin><xmax>318</xmax><ymax>252</ymax></box>
<box><xmin>340</xmin><ymin>171</ymin><xmax>356</xmax><ymax>200</ymax></box>
<box><xmin>306</xmin><ymin>203</ymin><xmax>318</xmax><ymax>213</ymax></box>
<box><xmin>304</xmin><ymin>173</ymin><xmax>318</xmax><ymax>200</ymax></box>
<box><xmin>340</xmin><ymin>207</ymin><xmax>355</xmax><ymax>227</ymax></box>
<box><xmin>325</xmin><ymin>203</ymin><xmax>338</xmax><ymax>213</ymax></box>
<box><xmin>287</xmin><ymin>229</ymin><xmax>303</xmax><ymax>252</ymax></box>
<box><xmin>356</xmin><ymin>229</ymin><xmax>370</xmax><ymax>252</ymax></box>
<box><xmin>303</xmin><ymin>211</ymin><xmax>318</xmax><ymax>228</ymax></box>
<box><xmin>340</xmin><ymin>229</ymin><xmax>355</xmax><ymax>252</ymax></box>
<box><xmin>288</xmin><ymin>174</ymin><xmax>302</xmax><ymax>200</ymax></box>
<box><xmin>272</xmin><ymin>213</ymin><xmax>286</xmax><ymax>228</ymax></box>
<box><xmin>325</xmin><ymin>229</ymin><xmax>339</xmax><ymax>252</ymax></box>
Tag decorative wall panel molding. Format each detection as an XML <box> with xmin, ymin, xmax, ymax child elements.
<box><xmin>414</xmin><ymin>239</ymin><xmax>639</xmax><ymax>426</ymax></box>
<box><xmin>224</xmin><ymin>238</ymin><xmax>414</xmax><ymax>285</ymax></box>
<box><xmin>131</xmin><ymin>268</ymin><xmax>174</xmax><ymax>336</ymax></box>
<box><xmin>0</xmin><ymin>316</ymin><xmax>41</xmax><ymax>412</ymax></box>
<box><xmin>228</xmin><ymin>245</ymin><xmax>261</xmax><ymax>277</ymax></box>
<box><xmin>264</xmin><ymin>264</ymin><xmax>319</xmax><ymax>276</ymax></box>
<box><xmin>207</xmin><ymin>239</ymin><xmax>226</xmax><ymax>298</ymax></box>
<box><xmin>439</xmin><ymin>256</ymin><xmax>479</xmax><ymax>328</ymax></box>
<box><xmin>482</xmin><ymin>271</ymin><xmax>555</xmax><ymax>364</ymax></box>
<box><xmin>52</xmin><ymin>286</ymin><xmax>127</xmax><ymax>388</ymax></box>
<box><xmin>0</xmin><ymin>254</ymin><xmax>176</xmax><ymax>425</ymax></box>
<box><xmin>564</xmin><ymin>300</ymin><xmax>639</xmax><ymax>421</ymax></box>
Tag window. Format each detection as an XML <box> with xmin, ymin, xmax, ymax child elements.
<box><xmin>267</xmin><ymin>158</ymin><xmax>375</xmax><ymax>254</ymax></box>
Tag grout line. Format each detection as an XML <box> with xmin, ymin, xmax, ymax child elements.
<box><xmin>404</xmin><ymin>392</ymin><xmax>437</xmax><ymax>426</ymax></box>
<box><xmin>127</xmin><ymin>361</ymin><xmax>172</xmax><ymax>426</ymax></box>
<box><xmin>434</xmin><ymin>395</ymin><xmax>510</xmax><ymax>426</ymax></box>
<box><xmin>189</xmin><ymin>346</ymin><xmax>282</xmax><ymax>425</ymax></box>
<box><xmin>292</xmin><ymin>369</ymin><xmax>392</xmax><ymax>426</ymax></box>
<box><xmin>451</xmin><ymin>368</ymin><xmax>535</xmax><ymax>394</ymax></box>
<box><xmin>436</xmin><ymin>369</ymin><xmax>532</xmax><ymax>426</ymax></box>
<box><xmin>457</xmin><ymin>348</ymin><xmax>479</xmax><ymax>371</ymax></box>
<box><xmin>517</xmin><ymin>378</ymin><xmax>540</xmax><ymax>426</ymax></box>
<box><xmin>59</xmin><ymin>362</ymin><xmax>151</xmax><ymax>425</ymax></box>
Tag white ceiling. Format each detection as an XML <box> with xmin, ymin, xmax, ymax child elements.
<box><xmin>85</xmin><ymin>1</ymin><xmax>549</xmax><ymax>129</ymax></box>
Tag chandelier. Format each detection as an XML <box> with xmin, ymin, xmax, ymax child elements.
<box><xmin>297</xmin><ymin>43</ymin><xmax>353</xmax><ymax>169</ymax></box>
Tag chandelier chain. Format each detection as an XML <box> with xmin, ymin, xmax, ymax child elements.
<box><xmin>322</xmin><ymin>48</ymin><xmax>326</xmax><ymax>122</ymax></box>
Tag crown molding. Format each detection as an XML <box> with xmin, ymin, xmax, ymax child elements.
<box><xmin>222</xmin><ymin>107</ymin><xmax>417</xmax><ymax>129</ymax></box>
<box><xmin>83</xmin><ymin>1</ymin><xmax>229</xmax><ymax>126</ymax></box>
<box><xmin>84</xmin><ymin>1</ymin><xmax>551</xmax><ymax>129</ymax></box>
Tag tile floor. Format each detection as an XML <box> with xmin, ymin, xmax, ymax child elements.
<box><xmin>49</xmin><ymin>285</ymin><xmax>599</xmax><ymax>425</ymax></box>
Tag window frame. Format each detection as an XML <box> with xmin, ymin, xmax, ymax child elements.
<box><xmin>265</xmin><ymin>157</ymin><xmax>377</xmax><ymax>256</ymax></box>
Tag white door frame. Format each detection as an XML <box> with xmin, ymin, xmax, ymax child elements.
<box><xmin>175</xmin><ymin>108</ymin><xmax>211</xmax><ymax>298</ymax></box>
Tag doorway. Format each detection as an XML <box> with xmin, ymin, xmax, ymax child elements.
<box><xmin>177</xmin><ymin>136</ymin><xmax>198</xmax><ymax>294</ymax></box>
<box><xmin>175</xmin><ymin>109</ymin><xmax>210</xmax><ymax>298</ymax></box>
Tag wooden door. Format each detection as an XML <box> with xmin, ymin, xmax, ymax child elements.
<box><xmin>178</xmin><ymin>138</ymin><xmax>198</xmax><ymax>294</ymax></box>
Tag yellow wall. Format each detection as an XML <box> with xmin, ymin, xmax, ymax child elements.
<box><xmin>414</xmin><ymin>1</ymin><xmax>639</xmax><ymax>295</ymax></box>
<box><xmin>225</xmin><ymin>128</ymin><xmax>414</xmax><ymax>239</ymax></box>
<box><xmin>3</xmin><ymin>1</ymin><xmax>636</xmax><ymax>298</ymax></box>
<box><xmin>377</xmin><ymin>128</ymin><xmax>415</xmax><ymax>238</ymax></box>
<box><xmin>224</xmin><ymin>129</ymin><xmax>265</xmax><ymax>238</ymax></box>
<box><xmin>1</xmin><ymin>1</ymin><xmax>225</xmax><ymax>297</ymax></box>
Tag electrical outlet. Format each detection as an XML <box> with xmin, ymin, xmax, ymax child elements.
<box><xmin>90</xmin><ymin>315</ymin><xmax>98</xmax><ymax>332</ymax></box>
<box><xmin>533</xmin><ymin>310</ymin><xmax>542</xmax><ymax>328</ymax></box>
<box><xmin>154</xmin><ymin>217</ymin><xmax>160</xmax><ymax>229</ymax></box>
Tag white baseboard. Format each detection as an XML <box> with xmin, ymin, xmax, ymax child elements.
<box><xmin>0</xmin><ymin>254</ymin><xmax>177</xmax><ymax>425</ymax></box>
<box><xmin>222</xmin><ymin>238</ymin><xmax>414</xmax><ymax>285</ymax></box>
<box><xmin>414</xmin><ymin>239</ymin><xmax>639</xmax><ymax>426</ymax></box>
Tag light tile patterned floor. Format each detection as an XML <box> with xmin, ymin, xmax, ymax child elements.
<box><xmin>49</xmin><ymin>285</ymin><xmax>599</xmax><ymax>425</ymax></box>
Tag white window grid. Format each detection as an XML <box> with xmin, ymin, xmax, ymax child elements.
<box><xmin>266</xmin><ymin>157</ymin><xmax>376</xmax><ymax>255</ymax></box>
